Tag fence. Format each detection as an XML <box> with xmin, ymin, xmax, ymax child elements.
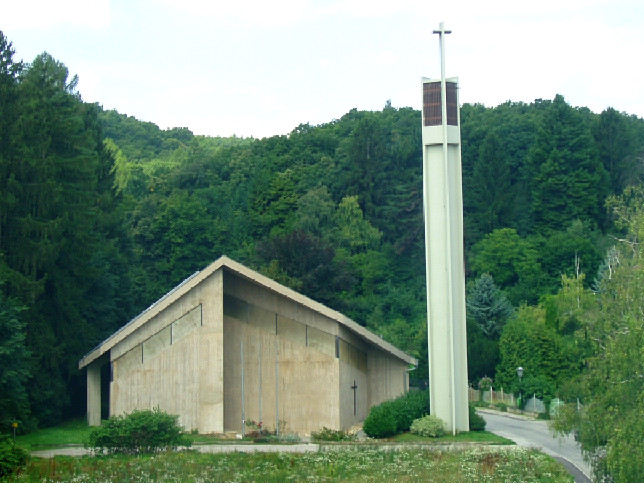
<box><xmin>468</xmin><ymin>386</ymin><xmax>516</xmax><ymax>407</ymax></box>
<box><xmin>524</xmin><ymin>395</ymin><xmax>546</xmax><ymax>413</ymax></box>
<box><xmin>469</xmin><ymin>389</ymin><xmax>585</xmax><ymax>416</ymax></box>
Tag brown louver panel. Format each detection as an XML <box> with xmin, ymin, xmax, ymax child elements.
<box><xmin>423</xmin><ymin>82</ymin><xmax>442</xmax><ymax>126</ymax></box>
<box><xmin>423</xmin><ymin>81</ymin><xmax>458</xmax><ymax>127</ymax></box>
<box><xmin>445</xmin><ymin>82</ymin><xmax>457</xmax><ymax>126</ymax></box>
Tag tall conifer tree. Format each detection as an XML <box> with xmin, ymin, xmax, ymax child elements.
<box><xmin>0</xmin><ymin>42</ymin><xmax>133</xmax><ymax>424</ymax></box>
<box><xmin>528</xmin><ymin>95</ymin><xmax>608</xmax><ymax>233</ymax></box>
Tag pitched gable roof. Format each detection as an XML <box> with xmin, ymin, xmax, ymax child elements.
<box><xmin>79</xmin><ymin>256</ymin><xmax>417</xmax><ymax>369</ymax></box>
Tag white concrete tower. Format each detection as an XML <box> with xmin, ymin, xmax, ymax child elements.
<box><xmin>421</xmin><ymin>22</ymin><xmax>469</xmax><ymax>433</ymax></box>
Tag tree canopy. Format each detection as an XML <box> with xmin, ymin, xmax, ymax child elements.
<box><xmin>550</xmin><ymin>186</ymin><xmax>644</xmax><ymax>482</ymax></box>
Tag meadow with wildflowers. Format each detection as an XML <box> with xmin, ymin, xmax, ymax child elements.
<box><xmin>6</xmin><ymin>447</ymin><xmax>571</xmax><ymax>482</ymax></box>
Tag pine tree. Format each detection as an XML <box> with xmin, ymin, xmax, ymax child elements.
<box><xmin>528</xmin><ymin>95</ymin><xmax>608</xmax><ymax>233</ymax></box>
<box><xmin>0</xmin><ymin>31</ymin><xmax>23</xmax><ymax>288</ymax></box>
<box><xmin>0</xmin><ymin>48</ymin><xmax>133</xmax><ymax>424</ymax></box>
<box><xmin>465</xmin><ymin>132</ymin><xmax>514</xmax><ymax>239</ymax></box>
<box><xmin>467</xmin><ymin>273</ymin><xmax>514</xmax><ymax>339</ymax></box>
<box><xmin>0</xmin><ymin>288</ymin><xmax>30</xmax><ymax>431</ymax></box>
<box><xmin>593</xmin><ymin>107</ymin><xmax>642</xmax><ymax>194</ymax></box>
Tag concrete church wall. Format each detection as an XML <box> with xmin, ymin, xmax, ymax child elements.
<box><xmin>223</xmin><ymin>317</ymin><xmax>340</xmax><ymax>434</ymax></box>
<box><xmin>366</xmin><ymin>349</ymin><xmax>408</xmax><ymax>408</ymax></box>
<box><xmin>337</xmin><ymin>323</ymin><xmax>408</xmax><ymax>424</ymax></box>
<box><xmin>110</xmin><ymin>270</ymin><xmax>224</xmax><ymax>433</ymax></box>
<box><xmin>222</xmin><ymin>271</ymin><xmax>409</xmax><ymax>434</ymax></box>
<box><xmin>82</xmin><ymin>257</ymin><xmax>415</xmax><ymax>434</ymax></box>
<box><xmin>222</xmin><ymin>272</ymin><xmax>340</xmax><ymax>434</ymax></box>
<box><xmin>338</xmin><ymin>337</ymin><xmax>368</xmax><ymax>429</ymax></box>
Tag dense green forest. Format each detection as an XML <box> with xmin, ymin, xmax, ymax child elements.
<box><xmin>1</xmin><ymin>33</ymin><xmax>643</xmax><ymax>477</ymax></box>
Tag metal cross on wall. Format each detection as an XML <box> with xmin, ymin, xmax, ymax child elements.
<box><xmin>351</xmin><ymin>380</ymin><xmax>358</xmax><ymax>415</ymax></box>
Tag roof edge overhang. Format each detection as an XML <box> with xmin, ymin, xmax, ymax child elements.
<box><xmin>79</xmin><ymin>256</ymin><xmax>418</xmax><ymax>369</ymax></box>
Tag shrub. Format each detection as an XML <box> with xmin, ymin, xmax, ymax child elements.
<box><xmin>392</xmin><ymin>389</ymin><xmax>430</xmax><ymax>433</ymax></box>
<box><xmin>362</xmin><ymin>404</ymin><xmax>397</xmax><ymax>438</ymax></box>
<box><xmin>471</xmin><ymin>400</ymin><xmax>489</xmax><ymax>408</ymax></box>
<box><xmin>478</xmin><ymin>377</ymin><xmax>493</xmax><ymax>391</ymax></box>
<box><xmin>469</xmin><ymin>404</ymin><xmax>486</xmax><ymax>431</ymax></box>
<box><xmin>410</xmin><ymin>415</ymin><xmax>445</xmax><ymax>438</ymax></box>
<box><xmin>244</xmin><ymin>419</ymin><xmax>262</xmax><ymax>433</ymax></box>
<box><xmin>363</xmin><ymin>389</ymin><xmax>429</xmax><ymax>438</ymax></box>
<box><xmin>496</xmin><ymin>402</ymin><xmax>508</xmax><ymax>412</ymax></box>
<box><xmin>275</xmin><ymin>433</ymin><xmax>300</xmax><ymax>443</ymax></box>
<box><xmin>311</xmin><ymin>427</ymin><xmax>355</xmax><ymax>442</ymax></box>
<box><xmin>88</xmin><ymin>408</ymin><xmax>191</xmax><ymax>455</ymax></box>
<box><xmin>0</xmin><ymin>435</ymin><xmax>29</xmax><ymax>477</ymax></box>
<box><xmin>519</xmin><ymin>375</ymin><xmax>556</xmax><ymax>401</ymax></box>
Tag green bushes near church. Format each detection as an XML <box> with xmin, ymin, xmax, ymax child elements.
<box><xmin>469</xmin><ymin>404</ymin><xmax>487</xmax><ymax>431</ymax></box>
<box><xmin>363</xmin><ymin>390</ymin><xmax>429</xmax><ymax>438</ymax></box>
<box><xmin>363</xmin><ymin>390</ymin><xmax>487</xmax><ymax>438</ymax></box>
<box><xmin>409</xmin><ymin>414</ymin><xmax>445</xmax><ymax>438</ymax></box>
<box><xmin>88</xmin><ymin>408</ymin><xmax>191</xmax><ymax>455</ymax></box>
<box><xmin>362</xmin><ymin>404</ymin><xmax>397</xmax><ymax>438</ymax></box>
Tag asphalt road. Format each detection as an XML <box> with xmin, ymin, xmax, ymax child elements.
<box><xmin>480</xmin><ymin>409</ymin><xmax>592</xmax><ymax>482</ymax></box>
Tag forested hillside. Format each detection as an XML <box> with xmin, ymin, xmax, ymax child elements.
<box><xmin>1</xmin><ymin>30</ymin><xmax>643</xmax><ymax>441</ymax></box>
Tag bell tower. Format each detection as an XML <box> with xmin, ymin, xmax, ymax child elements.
<box><xmin>421</xmin><ymin>22</ymin><xmax>469</xmax><ymax>433</ymax></box>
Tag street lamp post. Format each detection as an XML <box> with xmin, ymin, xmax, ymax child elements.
<box><xmin>516</xmin><ymin>366</ymin><xmax>524</xmax><ymax>408</ymax></box>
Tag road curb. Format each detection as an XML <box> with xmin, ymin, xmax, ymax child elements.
<box><xmin>477</xmin><ymin>407</ymin><xmax>537</xmax><ymax>421</ymax></box>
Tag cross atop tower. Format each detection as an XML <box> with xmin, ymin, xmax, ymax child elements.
<box><xmin>432</xmin><ymin>22</ymin><xmax>451</xmax><ymax>85</ymax></box>
<box><xmin>432</xmin><ymin>22</ymin><xmax>451</xmax><ymax>38</ymax></box>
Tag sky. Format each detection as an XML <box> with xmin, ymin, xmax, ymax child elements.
<box><xmin>3</xmin><ymin>0</ymin><xmax>643</xmax><ymax>139</ymax></box>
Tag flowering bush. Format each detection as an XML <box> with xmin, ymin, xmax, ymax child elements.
<box><xmin>478</xmin><ymin>377</ymin><xmax>493</xmax><ymax>391</ymax></box>
<box><xmin>311</xmin><ymin>427</ymin><xmax>355</xmax><ymax>442</ymax></box>
<box><xmin>245</xmin><ymin>419</ymin><xmax>262</xmax><ymax>432</ymax></box>
<box><xmin>410</xmin><ymin>414</ymin><xmax>445</xmax><ymax>438</ymax></box>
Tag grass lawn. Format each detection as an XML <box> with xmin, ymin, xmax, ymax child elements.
<box><xmin>390</xmin><ymin>430</ymin><xmax>514</xmax><ymax>445</ymax></box>
<box><xmin>16</xmin><ymin>420</ymin><xmax>253</xmax><ymax>449</ymax></box>
<box><xmin>16</xmin><ymin>419</ymin><xmax>93</xmax><ymax>449</ymax></box>
<box><xmin>17</xmin><ymin>418</ymin><xmax>513</xmax><ymax>449</ymax></box>
<box><xmin>5</xmin><ymin>447</ymin><xmax>572</xmax><ymax>482</ymax></box>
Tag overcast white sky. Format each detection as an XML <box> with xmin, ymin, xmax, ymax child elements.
<box><xmin>3</xmin><ymin>0</ymin><xmax>643</xmax><ymax>138</ymax></box>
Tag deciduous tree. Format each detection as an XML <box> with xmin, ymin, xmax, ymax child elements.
<box><xmin>552</xmin><ymin>186</ymin><xmax>644</xmax><ymax>482</ymax></box>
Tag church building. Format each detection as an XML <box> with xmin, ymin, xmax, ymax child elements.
<box><xmin>79</xmin><ymin>256</ymin><xmax>416</xmax><ymax>435</ymax></box>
